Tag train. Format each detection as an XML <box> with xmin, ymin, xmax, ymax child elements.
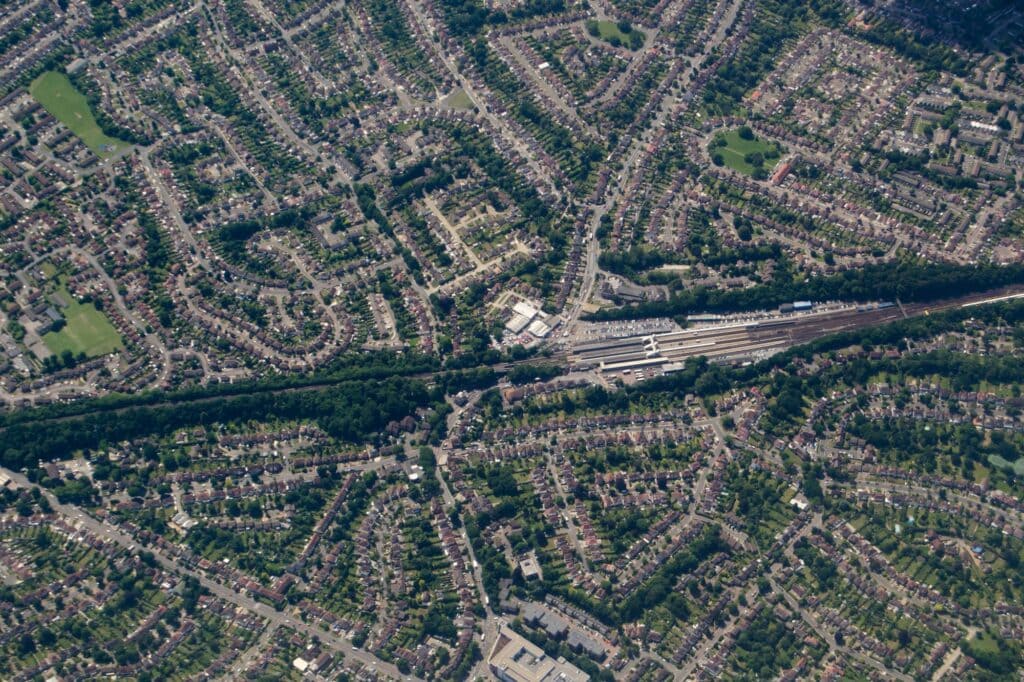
<box><xmin>779</xmin><ymin>301</ymin><xmax>814</xmax><ymax>314</ymax></box>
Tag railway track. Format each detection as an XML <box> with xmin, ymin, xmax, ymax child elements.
<box><xmin>571</xmin><ymin>286</ymin><xmax>1024</xmax><ymax>372</ymax></box>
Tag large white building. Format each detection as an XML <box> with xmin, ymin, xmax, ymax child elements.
<box><xmin>488</xmin><ymin>625</ymin><xmax>589</xmax><ymax>682</ymax></box>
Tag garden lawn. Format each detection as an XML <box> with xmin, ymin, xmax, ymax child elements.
<box><xmin>30</xmin><ymin>71</ymin><xmax>128</xmax><ymax>157</ymax></box>
<box><xmin>43</xmin><ymin>295</ymin><xmax>123</xmax><ymax>358</ymax></box>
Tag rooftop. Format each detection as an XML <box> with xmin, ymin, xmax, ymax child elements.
<box><xmin>488</xmin><ymin>626</ymin><xmax>588</xmax><ymax>682</ymax></box>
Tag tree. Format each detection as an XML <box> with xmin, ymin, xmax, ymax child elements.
<box><xmin>17</xmin><ymin>633</ymin><xmax>35</xmax><ymax>655</ymax></box>
<box><xmin>744</xmin><ymin>152</ymin><xmax>764</xmax><ymax>167</ymax></box>
<box><xmin>962</xmin><ymin>633</ymin><xmax>1020</xmax><ymax>675</ymax></box>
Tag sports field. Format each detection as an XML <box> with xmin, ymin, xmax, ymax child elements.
<box><xmin>30</xmin><ymin>71</ymin><xmax>129</xmax><ymax>157</ymax></box>
<box><xmin>43</xmin><ymin>293</ymin><xmax>123</xmax><ymax>358</ymax></box>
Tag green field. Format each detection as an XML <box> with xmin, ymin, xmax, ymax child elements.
<box><xmin>30</xmin><ymin>71</ymin><xmax>129</xmax><ymax>157</ymax></box>
<box><xmin>713</xmin><ymin>128</ymin><xmax>781</xmax><ymax>176</ymax></box>
<box><xmin>588</xmin><ymin>20</ymin><xmax>645</xmax><ymax>49</ymax></box>
<box><xmin>989</xmin><ymin>454</ymin><xmax>1024</xmax><ymax>476</ymax></box>
<box><xmin>966</xmin><ymin>631</ymin><xmax>1002</xmax><ymax>656</ymax></box>
<box><xmin>43</xmin><ymin>293</ymin><xmax>123</xmax><ymax>358</ymax></box>
<box><xmin>443</xmin><ymin>88</ymin><xmax>474</xmax><ymax>110</ymax></box>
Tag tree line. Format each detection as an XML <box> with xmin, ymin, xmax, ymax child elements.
<box><xmin>0</xmin><ymin>377</ymin><xmax>430</xmax><ymax>471</ymax></box>
<box><xmin>586</xmin><ymin>261</ymin><xmax>1024</xmax><ymax>322</ymax></box>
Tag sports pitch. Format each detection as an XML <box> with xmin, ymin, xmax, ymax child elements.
<box><xmin>30</xmin><ymin>71</ymin><xmax>129</xmax><ymax>157</ymax></box>
<box><xmin>43</xmin><ymin>294</ymin><xmax>123</xmax><ymax>358</ymax></box>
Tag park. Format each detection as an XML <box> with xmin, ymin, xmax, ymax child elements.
<box><xmin>587</xmin><ymin>19</ymin><xmax>646</xmax><ymax>50</ymax></box>
<box><xmin>711</xmin><ymin>126</ymin><xmax>782</xmax><ymax>176</ymax></box>
<box><xmin>30</xmin><ymin>71</ymin><xmax>128</xmax><ymax>157</ymax></box>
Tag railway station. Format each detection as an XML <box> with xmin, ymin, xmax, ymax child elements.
<box><xmin>570</xmin><ymin>302</ymin><xmax>903</xmax><ymax>373</ymax></box>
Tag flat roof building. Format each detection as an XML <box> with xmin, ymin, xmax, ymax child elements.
<box><xmin>507</xmin><ymin>301</ymin><xmax>542</xmax><ymax>334</ymax></box>
<box><xmin>527</xmin><ymin>319</ymin><xmax>551</xmax><ymax>338</ymax></box>
<box><xmin>520</xmin><ymin>553</ymin><xmax>543</xmax><ymax>580</ymax></box>
<box><xmin>507</xmin><ymin>313</ymin><xmax>533</xmax><ymax>334</ymax></box>
<box><xmin>488</xmin><ymin>626</ymin><xmax>588</xmax><ymax>682</ymax></box>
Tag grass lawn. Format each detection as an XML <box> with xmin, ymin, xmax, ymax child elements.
<box><xmin>713</xmin><ymin>128</ymin><xmax>781</xmax><ymax>176</ymax></box>
<box><xmin>43</xmin><ymin>292</ymin><xmax>123</xmax><ymax>358</ymax></box>
<box><xmin>989</xmin><ymin>453</ymin><xmax>1024</xmax><ymax>476</ymax></box>
<box><xmin>971</xmin><ymin>461</ymin><xmax>991</xmax><ymax>483</ymax></box>
<box><xmin>444</xmin><ymin>88</ymin><xmax>474</xmax><ymax>110</ymax></box>
<box><xmin>30</xmin><ymin>71</ymin><xmax>129</xmax><ymax>157</ymax></box>
<box><xmin>587</xmin><ymin>20</ymin><xmax>645</xmax><ymax>49</ymax></box>
<box><xmin>967</xmin><ymin>631</ymin><xmax>1002</xmax><ymax>656</ymax></box>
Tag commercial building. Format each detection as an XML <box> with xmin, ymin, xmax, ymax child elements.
<box><xmin>488</xmin><ymin>626</ymin><xmax>588</xmax><ymax>682</ymax></box>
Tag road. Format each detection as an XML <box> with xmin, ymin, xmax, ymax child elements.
<box><xmin>403</xmin><ymin>0</ymin><xmax>565</xmax><ymax>196</ymax></box>
<box><xmin>433</xmin><ymin>461</ymin><xmax>498</xmax><ymax>678</ymax></box>
<box><xmin>563</xmin><ymin>0</ymin><xmax>746</xmax><ymax>332</ymax></box>
<box><xmin>0</xmin><ymin>465</ymin><xmax>417</xmax><ymax>681</ymax></box>
<box><xmin>0</xmin><ymin>242</ymin><xmax>172</xmax><ymax>405</ymax></box>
